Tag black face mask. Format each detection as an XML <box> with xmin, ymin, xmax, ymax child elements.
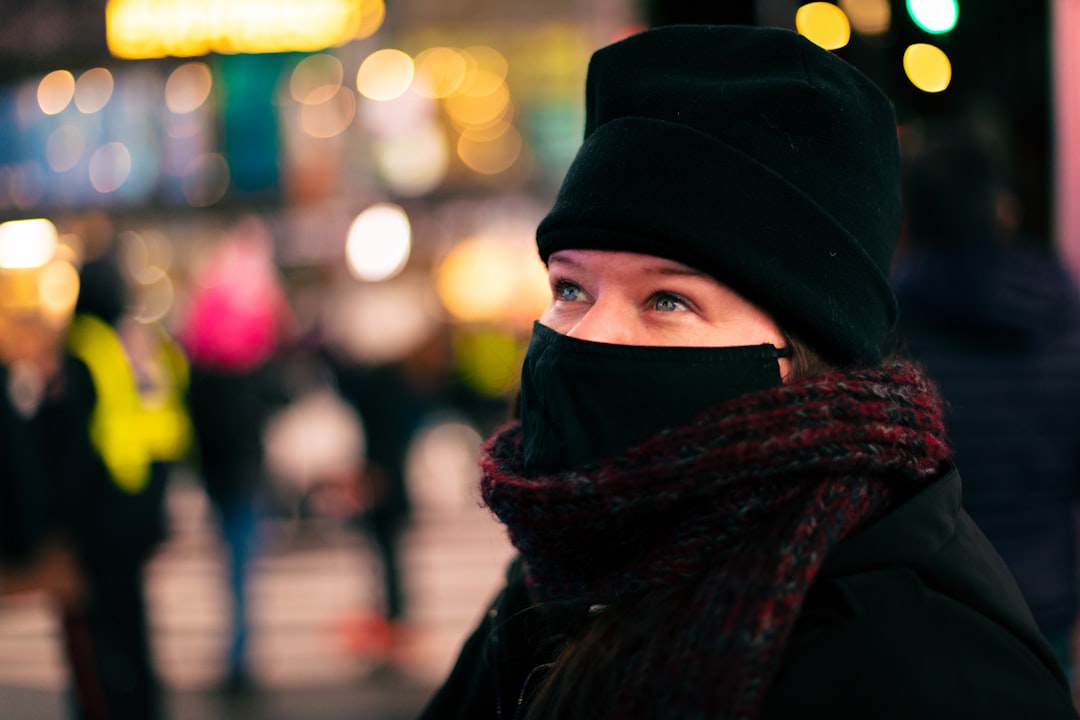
<box><xmin>520</xmin><ymin>322</ymin><xmax>789</xmax><ymax>476</ymax></box>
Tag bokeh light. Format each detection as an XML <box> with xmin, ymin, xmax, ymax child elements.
<box><xmin>796</xmin><ymin>3</ymin><xmax>852</xmax><ymax>50</ymax></box>
<box><xmin>839</xmin><ymin>0</ymin><xmax>891</xmax><ymax>35</ymax></box>
<box><xmin>290</xmin><ymin>54</ymin><xmax>344</xmax><ymax>105</ymax></box>
<box><xmin>299</xmin><ymin>86</ymin><xmax>357</xmax><ymax>138</ymax></box>
<box><xmin>38</xmin><ymin>259</ymin><xmax>81</xmax><ymax>315</ymax></box>
<box><xmin>459</xmin><ymin>46</ymin><xmax>508</xmax><ymax>95</ymax></box>
<box><xmin>412</xmin><ymin>47</ymin><xmax>468</xmax><ymax>98</ymax></box>
<box><xmin>435</xmin><ymin>234</ymin><xmax>548</xmax><ymax>325</ymax></box>
<box><xmin>373</xmin><ymin>124</ymin><xmax>450</xmax><ymax>196</ymax></box>
<box><xmin>106</xmin><ymin>0</ymin><xmax>366</xmax><ymax>58</ymax></box>
<box><xmin>131</xmin><ymin>266</ymin><xmax>175</xmax><ymax>323</ymax></box>
<box><xmin>354</xmin><ymin>0</ymin><xmax>386</xmax><ymax>40</ymax></box>
<box><xmin>906</xmin><ymin>0</ymin><xmax>958</xmax><ymax>34</ymax></box>
<box><xmin>74</xmin><ymin>68</ymin><xmax>114</xmax><ymax>114</ymax></box>
<box><xmin>356</xmin><ymin>49</ymin><xmax>414</xmax><ymax>102</ymax></box>
<box><xmin>0</xmin><ymin>219</ymin><xmax>59</xmax><ymax>269</ymax></box>
<box><xmin>38</xmin><ymin>70</ymin><xmax>76</xmax><ymax>115</ymax></box>
<box><xmin>165</xmin><ymin>61</ymin><xmax>213</xmax><ymax>114</ymax></box>
<box><xmin>345</xmin><ymin>203</ymin><xmax>412</xmax><ymax>282</ymax></box>
<box><xmin>444</xmin><ymin>81</ymin><xmax>511</xmax><ymax>127</ymax></box>
<box><xmin>88</xmin><ymin>142</ymin><xmax>132</xmax><ymax>193</ymax></box>
<box><xmin>457</xmin><ymin>126</ymin><xmax>523</xmax><ymax>175</ymax></box>
<box><xmin>904</xmin><ymin>43</ymin><xmax>952</xmax><ymax>92</ymax></box>
<box><xmin>359</xmin><ymin>86</ymin><xmax>435</xmax><ymax>139</ymax></box>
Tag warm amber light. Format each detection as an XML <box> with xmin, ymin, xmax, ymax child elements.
<box><xmin>413</xmin><ymin>47</ymin><xmax>468</xmax><ymax>98</ymax></box>
<box><xmin>106</xmin><ymin>0</ymin><xmax>364</xmax><ymax>58</ymax></box>
<box><xmin>356</xmin><ymin>49</ymin><xmax>414</xmax><ymax>102</ymax></box>
<box><xmin>165</xmin><ymin>62</ymin><xmax>213</xmax><ymax>113</ymax></box>
<box><xmin>796</xmin><ymin>2</ymin><xmax>852</xmax><ymax>50</ymax></box>
<box><xmin>457</xmin><ymin>127</ymin><xmax>523</xmax><ymax>176</ymax></box>
<box><xmin>839</xmin><ymin>0</ymin><xmax>891</xmax><ymax>35</ymax></box>
<box><xmin>444</xmin><ymin>81</ymin><xmax>511</xmax><ymax>127</ymax></box>
<box><xmin>38</xmin><ymin>70</ymin><xmax>75</xmax><ymax>115</ymax></box>
<box><xmin>904</xmin><ymin>43</ymin><xmax>952</xmax><ymax>92</ymax></box>
<box><xmin>0</xmin><ymin>219</ymin><xmax>58</xmax><ymax>269</ymax></box>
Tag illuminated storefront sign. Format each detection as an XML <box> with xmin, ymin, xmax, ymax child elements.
<box><xmin>106</xmin><ymin>0</ymin><xmax>366</xmax><ymax>58</ymax></box>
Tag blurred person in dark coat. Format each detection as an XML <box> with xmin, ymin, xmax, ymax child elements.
<box><xmin>0</xmin><ymin>283</ymin><xmax>108</xmax><ymax>719</ymax></box>
<box><xmin>893</xmin><ymin>119</ymin><xmax>1080</xmax><ymax>688</ymax></box>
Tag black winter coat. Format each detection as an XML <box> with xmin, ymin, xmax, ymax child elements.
<box><xmin>420</xmin><ymin>466</ymin><xmax>1076</xmax><ymax>719</ymax></box>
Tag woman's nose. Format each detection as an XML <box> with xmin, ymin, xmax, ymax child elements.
<box><xmin>564</xmin><ymin>298</ymin><xmax>638</xmax><ymax>345</ymax></box>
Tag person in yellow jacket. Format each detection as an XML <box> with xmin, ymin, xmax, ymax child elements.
<box><xmin>65</xmin><ymin>246</ymin><xmax>191</xmax><ymax>720</ymax></box>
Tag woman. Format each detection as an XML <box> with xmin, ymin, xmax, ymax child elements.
<box><xmin>420</xmin><ymin>25</ymin><xmax>1077</xmax><ymax>719</ymax></box>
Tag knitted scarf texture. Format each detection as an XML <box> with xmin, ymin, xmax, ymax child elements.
<box><xmin>481</xmin><ymin>362</ymin><xmax>950</xmax><ymax>720</ymax></box>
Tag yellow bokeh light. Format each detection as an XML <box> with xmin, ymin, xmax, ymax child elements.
<box><xmin>903</xmin><ymin>43</ymin><xmax>952</xmax><ymax>92</ymax></box>
<box><xmin>38</xmin><ymin>259</ymin><xmax>81</xmax><ymax>315</ymax></box>
<box><xmin>459</xmin><ymin>46</ymin><xmax>508</xmax><ymax>95</ymax></box>
<box><xmin>458</xmin><ymin>107</ymin><xmax>515</xmax><ymax>142</ymax></box>
<box><xmin>357</xmin><ymin>49</ymin><xmax>415</xmax><ymax>102</ymax></box>
<box><xmin>0</xmin><ymin>219</ymin><xmax>58</xmax><ymax>270</ymax></box>
<box><xmin>457</xmin><ymin>126</ymin><xmax>523</xmax><ymax>175</ymax></box>
<box><xmin>435</xmin><ymin>233</ymin><xmax>549</xmax><ymax>327</ymax></box>
<box><xmin>106</xmin><ymin>0</ymin><xmax>364</xmax><ymax>58</ymax></box>
<box><xmin>355</xmin><ymin>0</ymin><xmax>386</xmax><ymax>40</ymax></box>
<box><xmin>436</xmin><ymin>237</ymin><xmax>519</xmax><ymax>323</ymax></box>
<box><xmin>165</xmin><ymin>62</ymin><xmax>213</xmax><ymax>114</ymax></box>
<box><xmin>796</xmin><ymin>2</ymin><xmax>852</xmax><ymax>50</ymax></box>
<box><xmin>74</xmin><ymin>68</ymin><xmax>114</xmax><ymax>114</ymax></box>
<box><xmin>413</xmin><ymin>47</ymin><xmax>468</xmax><ymax>99</ymax></box>
<box><xmin>38</xmin><ymin>70</ymin><xmax>75</xmax><ymax>115</ymax></box>
<box><xmin>839</xmin><ymin>0</ymin><xmax>891</xmax><ymax>35</ymax></box>
<box><xmin>444</xmin><ymin>81</ymin><xmax>511</xmax><ymax>127</ymax></box>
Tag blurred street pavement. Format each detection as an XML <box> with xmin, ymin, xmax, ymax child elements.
<box><xmin>0</xmin><ymin>470</ymin><xmax>516</xmax><ymax>719</ymax></box>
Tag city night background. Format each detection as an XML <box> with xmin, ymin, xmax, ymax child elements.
<box><xmin>0</xmin><ymin>0</ymin><xmax>1076</xmax><ymax>718</ymax></box>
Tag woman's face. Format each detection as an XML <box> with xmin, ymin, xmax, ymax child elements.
<box><xmin>539</xmin><ymin>249</ymin><xmax>790</xmax><ymax>376</ymax></box>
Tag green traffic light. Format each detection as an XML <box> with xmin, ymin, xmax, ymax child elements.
<box><xmin>906</xmin><ymin>0</ymin><xmax>958</xmax><ymax>34</ymax></box>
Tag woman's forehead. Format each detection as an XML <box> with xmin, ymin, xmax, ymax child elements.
<box><xmin>547</xmin><ymin>249</ymin><xmax>708</xmax><ymax>277</ymax></box>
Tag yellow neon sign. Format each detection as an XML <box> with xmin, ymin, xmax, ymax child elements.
<box><xmin>106</xmin><ymin>0</ymin><xmax>366</xmax><ymax>58</ymax></box>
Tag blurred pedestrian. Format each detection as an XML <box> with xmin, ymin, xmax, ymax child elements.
<box><xmin>0</xmin><ymin>258</ymin><xmax>107</xmax><ymax>719</ymax></box>
<box><xmin>420</xmin><ymin>25</ymin><xmax>1075</xmax><ymax>719</ymax></box>
<box><xmin>66</xmin><ymin>234</ymin><xmax>193</xmax><ymax>720</ymax></box>
<box><xmin>893</xmin><ymin>119</ymin><xmax>1080</xmax><ymax>690</ymax></box>
<box><xmin>179</xmin><ymin>217</ymin><xmax>292</xmax><ymax>691</ymax></box>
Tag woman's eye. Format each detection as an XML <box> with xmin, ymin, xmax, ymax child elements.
<box><xmin>653</xmin><ymin>293</ymin><xmax>687</xmax><ymax>312</ymax></box>
<box><xmin>555</xmin><ymin>281</ymin><xmax>583</xmax><ymax>302</ymax></box>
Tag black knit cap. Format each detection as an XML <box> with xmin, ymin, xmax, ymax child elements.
<box><xmin>536</xmin><ymin>24</ymin><xmax>901</xmax><ymax>366</ymax></box>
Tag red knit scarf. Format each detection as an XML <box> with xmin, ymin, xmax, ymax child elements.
<box><xmin>481</xmin><ymin>362</ymin><xmax>950</xmax><ymax>720</ymax></box>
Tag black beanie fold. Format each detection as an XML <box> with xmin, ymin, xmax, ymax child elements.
<box><xmin>537</xmin><ymin>117</ymin><xmax>895</xmax><ymax>366</ymax></box>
